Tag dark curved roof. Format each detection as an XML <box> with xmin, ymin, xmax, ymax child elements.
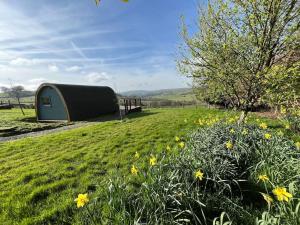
<box><xmin>36</xmin><ymin>83</ymin><xmax>119</xmax><ymax>121</ymax></box>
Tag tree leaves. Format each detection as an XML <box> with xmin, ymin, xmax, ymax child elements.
<box><xmin>178</xmin><ymin>0</ymin><xmax>299</xmax><ymax>112</ymax></box>
<box><xmin>95</xmin><ymin>0</ymin><xmax>129</xmax><ymax>6</ymax></box>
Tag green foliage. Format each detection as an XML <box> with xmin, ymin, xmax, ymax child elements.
<box><xmin>94</xmin><ymin>0</ymin><xmax>128</xmax><ymax>6</ymax></box>
<box><xmin>178</xmin><ymin>0</ymin><xmax>300</xmax><ymax>112</ymax></box>
<box><xmin>263</xmin><ymin>61</ymin><xmax>300</xmax><ymax>109</ymax></box>
<box><xmin>256</xmin><ymin>200</ymin><xmax>300</xmax><ymax>225</ymax></box>
<box><xmin>84</xmin><ymin>123</ymin><xmax>299</xmax><ymax>224</ymax></box>
<box><xmin>282</xmin><ymin>110</ymin><xmax>300</xmax><ymax>133</ymax></box>
<box><xmin>213</xmin><ymin>212</ymin><xmax>232</xmax><ymax>225</ymax></box>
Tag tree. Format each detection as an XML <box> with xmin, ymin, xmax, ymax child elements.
<box><xmin>178</xmin><ymin>0</ymin><xmax>300</xmax><ymax>122</ymax></box>
<box><xmin>263</xmin><ymin>50</ymin><xmax>300</xmax><ymax>112</ymax></box>
<box><xmin>0</xmin><ymin>85</ymin><xmax>26</xmax><ymax>115</ymax></box>
<box><xmin>94</xmin><ymin>0</ymin><xmax>128</xmax><ymax>5</ymax></box>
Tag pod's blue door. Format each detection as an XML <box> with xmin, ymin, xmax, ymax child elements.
<box><xmin>38</xmin><ymin>87</ymin><xmax>68</xmax><ymax>120</ymax></box>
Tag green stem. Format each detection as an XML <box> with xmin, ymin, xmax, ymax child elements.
<box><xmin>86</xmin><ymin>206</ymin><xmax>97</xmax><ymax>225</ymax></box>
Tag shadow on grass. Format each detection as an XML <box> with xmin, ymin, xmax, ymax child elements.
<box><xmin>17</xmin><ymin>109</ymin><xmax>158</xmax><ymax>124</ymax></box>
<box><xmin>88</xmin><ymin>110</ymin><xmax>159</xmax><ymax>122</ymax></box>
<box><xmin>267</xmin><ymin>123</ymin><xmax>285</xmax><ymax>129</ymax></box>
<box><xmin>19</xmin><ymin>117</ymin><xmax>37</xmax><ymax>123</ymax></box>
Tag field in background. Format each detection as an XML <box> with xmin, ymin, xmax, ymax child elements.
<box><xmin>0</xmin><ymin>107</ymin><xmax>297</xmax><ymax>224</ymax></box>
<box><xmin>0</xmin><ymin>88</ymin><xmax>198</xmax><ymax>110</ymax></box>
<box><xmin>146</xmin><ymin>89</ymin><xmax>196</xmax><ymax>101</ymax></box>
<box><xmin>0</xmin><ymin>109</ymin><xmax>66</xmax><ymax>137</ymax></box>
<box><xmin>0</xmin><ymin>96</ymin><xmax>35</xmax><ymax>104</ymax></box>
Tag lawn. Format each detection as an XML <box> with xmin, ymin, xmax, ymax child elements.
<box><xmin>0</xmin><ymin>107</ymin><xmax>297</xmax><ymax>224</ymax></box>
<box><xmin>0</xmin><ymin>109</ymin><xmax>67</xmax><ymax>137</ymax></box>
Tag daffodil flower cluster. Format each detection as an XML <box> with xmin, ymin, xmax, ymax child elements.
<box><xmin>258</xmin><ymin>174</ymin><xmax>293</xmax><ymax>207</ymax></box>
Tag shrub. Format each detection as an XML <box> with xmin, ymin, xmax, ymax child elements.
<box><xmin>76</xmin><ymin>123</ymin><xmax>300</xmax><ymax>225</ymax></box>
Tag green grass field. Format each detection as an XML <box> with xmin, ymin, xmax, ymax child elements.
<box><xmin>148</xmin><ymin>89</ymin><xmax>197</xmax><ymax>101</ymax></box>
<box><xmin>0</xmin><ymin>109</ymin><xmax>66</xmax><ymax>137</ymax></box>
<box><xmin>0</xmin><ymin>107</ymin><xmax>298</xmax><ymax>224</ymax></box>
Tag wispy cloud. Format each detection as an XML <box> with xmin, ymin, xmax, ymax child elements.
<box><xmin>65</xmin><ymin>65</ymin><xmax>82</xmax><ymax>72</ymax></box>
<box><xmin>0</xmin><ymin>0</ymin><xmax>192</xmax><ymax>92</ymax></box>
<box><xmin>48</xmin><ymin>64</ymin><xmax>59</xmax><ymax>72</ymax></box>
<box><xmin>85</xmin><ymin>72</ymin><xmax>110</xmax><ymax>83</ymax></box>
<box><xmin>9</xmin><ymin>57</ymin><xmax>39</xmax><ymax>66</ymax></box>
<box><xmin>70</xmin><ymin>41</ymin><xmax>88</xmax><ymax>60</ymax></box>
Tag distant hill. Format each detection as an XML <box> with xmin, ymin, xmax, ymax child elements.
<box><xmin>121</xmin><ymin>88</ymin><xmax>194</xmax><ymax>99</ymax></box>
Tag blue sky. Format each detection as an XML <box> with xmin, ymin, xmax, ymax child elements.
<box><xmin>0</xmin><ymin>0</ymin><xmax>200</xmax><ymax>92</ymax></box>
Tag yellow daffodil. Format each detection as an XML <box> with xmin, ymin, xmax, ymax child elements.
<box><xmin>258</xmin><ymin>174</ymin><xmax>269</xmax><ymax>182</ymax></box>
<box><xmin>272</xmin><ymin>187</ymin><xmax>293</xmax><ymax>202</ymax></box>
<box><xmin>149</xmin><ymin>155</ymin><xmax>157</xmax><ymax>166</ymax></box>
<box><xmin>134</xmin><ymin>151</ymin><xmax>140</xmax><ymax>159</ymax></box>
<box><xmin>228</xmin><ymin>118</ymin><xmax>235</xmax><ymax>123</ymax></box>
<box><xmin>277</xmin><ymin>130</ymin><xmax>284</xmax><ymax>136</ymax></box>
<box><xmin>260</xmin><ymin>193</ymin><xmax>273</xmax><ymax>206</ymax></box>
<box><xmin>229</xmin><ymin>128</ymin><xmax>235</xmax><ymax>134</ymax></box>
<box><xmin>206</xmin><ymin>121</ymin><xmax>212</xmax><ymax>126</ymax></box>
<box><xmin>195</xmin><ymin>170</ymin><xmax>204</xmax><ymax>181</ymax></box>
<box><xmin>226</xmin><ymin>141</ymin><xmax>233</xmax><ymax>150</ymax></box>
<box><xmin>264</xmin><ymin>133</ymin><xmax>272</xmax><ymax>140</ymax></box>
<box><xmin>242</xmin><ymin>129</ymin><xmax>248</xmax><ymax>135</ymax></box>
<box><xmin>259</xmin><ymin>123</ymin><xmax>268</xmax><ymax>129</ymax></box>
<box><xmin>280</xmin><ymin>106</ymin><xmax>287</xmax><ymax>114</ymax></box>
<box><xmin>131</xmin><ymin>165</ymin><xmax>138</xmax><ymax>175</ymax></box>
<box><xmin>166</xmin><ymin>145</ymin><xmax>171</xmax><ymax>151</ymax></box>
<box><xmin>296</xmin><ymin>142</ymin><xmax>300</xmax><ymax>150</ymax></box>
<box><xmin>74</xmin><ymin>193</ymin><xmax>89</xmax><ymax>208</ymax></box>
<box><xmin>178</xmin><ymin>141</ymin><xmax>185</xmax><ymax>149</ymax></box>
<box><xmin>198</xmin><ymin>119</ymin><xmax>204</xmax><ymax>126</ymax></box>
<box><xmin>175</xmin><ymin>136</ymin><xmax>180</xmax><ymax>142</ymax></box>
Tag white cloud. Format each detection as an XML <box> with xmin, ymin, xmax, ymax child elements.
<box><xmin>10</xmin><ymin>57</ymin><xmax>39</xmax><ymax>66</ymax></box>
<box><xmin>65</xmin><ymin>65</ymin><xmax>82</xmax><ymax>72</ymax></box>
<box><xmin>26</xmin><ymin>78</ymin><xmax>57</xmax><ymax>90</ymax></box>
<box><xmin>71</xmin><ymin>41</ymin><xmax>87</xmax><ymax>59</ymax></box>
<box><xmin>28</xmin><ymin>78</ymin><xmax>48</xmax><ymax>84</ymax></box>
<box><xmin>48</xmin><ymin>64</ymin><xmax>59</xmax><ymax>72</ymax></box>
<box><xmin>85</xmin><ymin>72</ymin><xmax>110</xmax><ymax>83</ymax></box>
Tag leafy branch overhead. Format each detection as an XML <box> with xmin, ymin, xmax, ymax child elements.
<box><xmin>94</xmin><ymin>0</ymin><xmax>129</xmax><ymax>5</ymax></box>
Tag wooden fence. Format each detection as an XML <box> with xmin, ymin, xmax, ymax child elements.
<box><xmin>120</xmin><ymin>98</ymin><xmax>142</xmax><ymax>114</ymax></box>
<box><xmin>0</xmin><ymin>99</ymin><xmax>35</xmax><ymax>109</ymax></box>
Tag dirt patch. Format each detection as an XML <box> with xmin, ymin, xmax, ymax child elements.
<box><xmin>253</xmin><ymin>111</ymin><xmax>280</xmax><ymax>119</ymax></box>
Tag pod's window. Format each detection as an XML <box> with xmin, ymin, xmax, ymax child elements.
<box><xmin>41</xmin><ymin>97</ymin><xmax>52</xmax><ymax>106</ymax></box>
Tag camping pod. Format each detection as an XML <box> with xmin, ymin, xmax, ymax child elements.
<box><xmin>35</xmin><ymin>83</ymin><xmax>119</xmax><ymax>121</ymax></box>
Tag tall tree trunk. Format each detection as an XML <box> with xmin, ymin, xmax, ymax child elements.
<box><xmin>17</xmin><ymin>97</ymin><xmax>25</xmax><ymax>116</ymax></box>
